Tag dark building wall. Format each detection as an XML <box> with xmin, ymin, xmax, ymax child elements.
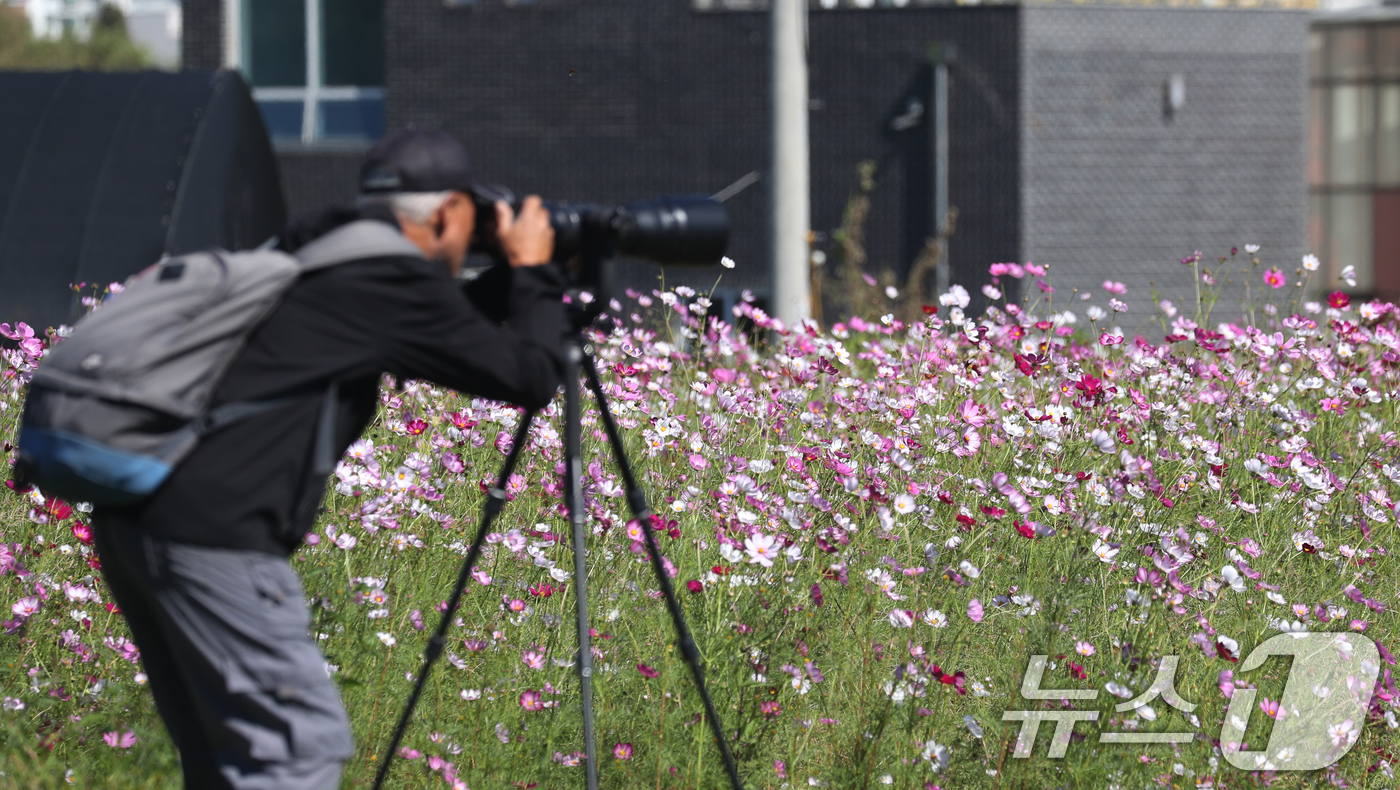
<box><xmin>278</xmin><ymin>149</ymin><xmax>365</xmax><ymax>218</ymax></box>
<box><xmin>807</xmin><ymin>6</ymin><xmax>1021</xmax><ymax>310</ymax></box>
<box><xmin>182</xmin><ymin>1</ymin><xmax>1021</xmax><ymax>302</ymax></box>
<box><xmin>1020</xmin><ymin>6</ymin><xmax>1309</xmax><ymax>330</ymax></box>
<box><xmin>384</xmin><ymin>0</ymin><xmax>1020</xmax><ymax>302</ymax></box>
<box><xmin>182</xmin><ymin>0</ymin><xmax>223</xmax><ymax>72</ymax></box>
<box><xmin>180</xmin><ymin>1</ymin><xmax>1308</xmax><ymax>327</ymax></box>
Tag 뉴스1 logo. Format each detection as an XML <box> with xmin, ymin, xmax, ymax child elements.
<box><xmin>1002</xmin><ymin>633</ymin><xmax>1381</xmax><ymax>770</ymax></box>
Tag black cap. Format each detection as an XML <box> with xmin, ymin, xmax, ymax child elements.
<box><xmin>360</xmin><ymin>128</ymin><xmax>482</xmax><ymax>195</ymax></box>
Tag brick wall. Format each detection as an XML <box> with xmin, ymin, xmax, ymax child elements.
<box><xmin>1019</xmin><ymin>6</ymin><xmax>1309</xmax><ymax>332</ymax></box>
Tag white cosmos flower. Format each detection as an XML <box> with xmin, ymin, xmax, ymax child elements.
<box><xmin>1302</xmin><ymin>253</ymin><xmax>1319</xmax><ymax>271</ymax></box>
<box><xmin>893</xmin><ymin>494</ymin><xmax>916</xmax><ymax>514</ymax></box>
<box><xmin>1089</xmin><ymin>429</ymin><xmax>1116</xmax><ymax>454</ymax></box>
<box><xmin>939</xmin><ymin>284</ymin><xmax>970</xmax><ymax>309</ymax></box>
<box><xmin>377</xmin><ymin>632</ymin><xmax>397</xmax><ymax>647</ymax></box>
<box><xmin>1092</xmin><ymin>539</ymin><xmax>1119</xmax><ymax>563</ymax></box>
<box><xmin>719</xmin><ymin>543</ymin><xmax>745</xmax><ymax>563</ymax></box>
<box><xmin>1246</xmin><ymin>244</ymin><xmax>1261</xmax><ymax>254</ymax></box>
<box><xmin>744</xmin><ymin>533</ymin><xmax>780</xmax><ymax>567</ymax></box>
<box><xmin>1221</xmin><ymin>565</ymin><xmax>1246</xmax><ymax>593</ymax></box>
<box><xmin>1327</xmin><ymin>719</ymin><xmax>1358</xmax><ymax>747</ymax></box>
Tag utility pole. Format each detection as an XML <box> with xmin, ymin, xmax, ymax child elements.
<box><xmin>929</xmin><ymin>42</ymin><xmax>953</xmax><ymax>300</ymax></box>
<box><xmin>771</xmin><ymin>0</ymin><xmax>811</xmax><ymax>328</ymax></box>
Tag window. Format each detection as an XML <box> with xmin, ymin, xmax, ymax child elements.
<box><xmin>231</xmin><ymin>0</ymin><xmax>385</xmax><ymax>144</ymax></box>
<box><xmin>1308</xmin><ymin>22</ymin><xmax>1400</xmax><ymax>299</ymax></box>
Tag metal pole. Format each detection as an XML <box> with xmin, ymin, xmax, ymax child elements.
<box><xmin>302</xmin><ymin>0</ymin><xmax>321</xmax><ymax>144</ymax></box>
<box><xmin>564</xmin><ymin>339</ymin><xmax>600</xmax><ymax>790</ymax></box>
<box><xmin>932</xmin><ymin>58</ymin><xmax>950</xmax><ymax>299</ymax></box>
<box><xmin>770</xmin><ymin>0</ymin><xmax>811</xmax><ymax>328</ymax></box>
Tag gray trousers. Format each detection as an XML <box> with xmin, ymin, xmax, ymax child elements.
<box><xmin>93</xmin><ymin>517</ymin><xmax>354</xmax><ymax>790</ymax></box>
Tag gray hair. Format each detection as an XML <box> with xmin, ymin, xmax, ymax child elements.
<box><xmin>355</xmin><ymin>191</ymin><xmax>455</xmax><ymax>224</ymax></box>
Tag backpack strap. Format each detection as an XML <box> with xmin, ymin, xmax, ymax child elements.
<box><xmin>294</xmin><ymin>219</ymin><xmax>425</xmax><ymax>272</ymax></box>
<box><xmin>189</xmin><ymin>221</ymin><xmax>417</xmax><ymax>479</ymax></box>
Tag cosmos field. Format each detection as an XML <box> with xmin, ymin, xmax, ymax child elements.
<box><xmin>0</xmin><ymin>251</ymin><xmax>1397</xmax><ymax>789</ymax></box>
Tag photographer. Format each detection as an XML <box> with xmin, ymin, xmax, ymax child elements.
<box><xmin>89</xmin><ymin>129</ymin><xmax>563</xmax><ymax>790</ymax></box>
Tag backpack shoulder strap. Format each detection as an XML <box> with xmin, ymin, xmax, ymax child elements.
<box><xmin>294</xmin><ymin>219</ymin><xmax>425</xmax><ymax>272</ymax></box>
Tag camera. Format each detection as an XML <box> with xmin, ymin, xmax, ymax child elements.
<box><xmin>469</xmin><ymin>188</ymin><xmax>729</xmax><ymax>268</ymax></box>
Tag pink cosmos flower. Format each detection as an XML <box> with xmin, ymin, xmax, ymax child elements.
<box><xmin>1263</xmin><ymin>268</ymin><xmax>1286</xmax><ymax>289</ymax></box>
<box><xmin>11</xmin><ymin>597</ymin><xmax>40</xmax><ymax>620</ymax></box>
<box><xmin>521</xmin><ymin>649</ymin><xmax>545</xmax><ymax>669</ymax></box>
<box><xmin>1218</xmin><ymin>670</ymin><xmax>1236</xmax><ymax>699</ymax></box>
<box><xmin>613</xmin><ymin>743</ymin><xmax>634</xmax><ymax>760</ymax></box>
<box><xmin>1259</xmin><ymin>697</ymin><xmax>1285</xmax><ymax>720</ymax></box>
<box><xmin>519</xmin><ymin>690</ymin><xmax>544</xmax><ymax>711</ymax></box>
<box><xmin>636</xmin><ymin>663</ymin><xmax>659</xmax><ymax>678</ymax></box>
<box><xmin>952</xmin><ymin>428</ymin><xmax>981</xmax><ymax>458</ymax></box>
<box><xmin>967</xmin><ymin>599</ymin><xmax>984</xmax><ymax>623</ymax></box>
<box><xmin>1102</xmin><ymin>280</ymin><xmax>1126</xmax><ymax>294</ymax></box>
<box><xmin>102</xmin><ymin>730</ymin><xmax>137</xmax><ymax>748</ymax></box>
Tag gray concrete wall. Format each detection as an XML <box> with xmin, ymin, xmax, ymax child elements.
<box><xmin>1019</xmin><ymin>6</ymin><xmax>1309</xmax><ymax>333</ymax></box>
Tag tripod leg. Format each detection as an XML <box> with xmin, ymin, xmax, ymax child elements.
<box><xmin>579</xmin><ymin>349</ymin><xmax>746</xmax><ymax>790</ymax></box>
<box><xmin>563</xmin><ymin>340</ymin><xmax>601</xmax><ymax>790</ymax></box>
<box><xmin>372</xmin><ymin>409</ymin><xmax>539</xmax><ymax>790</ymax></box>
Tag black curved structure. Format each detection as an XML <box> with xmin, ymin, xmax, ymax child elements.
<box><xmin>0</xmin><ymin>69</ymin><xmax>286</xmax><ymax>331</ymax></box>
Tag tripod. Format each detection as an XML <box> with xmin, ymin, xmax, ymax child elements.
<box><xmin>373</xmin><ymin>304</ymin><xmax>745</xmax><ymax>790</ymax></box>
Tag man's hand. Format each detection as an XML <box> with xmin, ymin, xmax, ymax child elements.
<box><xmin>495</xmin><ymin>196</ymin><xmax>554</xmax><ymax>268</ymax></box>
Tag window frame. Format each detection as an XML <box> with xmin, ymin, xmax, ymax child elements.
<box><xmin>1308</xmin><ymin>21</ymin><xmax>1400</xmax><ymax>296</ymax></box>
<box><xmin>227</xmin><ymin>0</ymin><xmax>386</xmax><ymax>145</ymax></box>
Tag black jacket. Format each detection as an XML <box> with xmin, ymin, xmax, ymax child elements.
<box><xmin>97</xmin><ymin>206</ymin><xmax>567</xmax><ymax>555</ymax></box>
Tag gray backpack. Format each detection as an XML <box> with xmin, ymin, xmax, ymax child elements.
<box><xmin>13</xmin><ymin>220</ymin><xmax>423</xmax><ymax>506</ymax></box>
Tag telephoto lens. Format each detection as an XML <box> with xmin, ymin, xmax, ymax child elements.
<box><xmin>549</xmin><ymin>196</ymin><xmax>729</xmax><ymax>267</ymax></box>
<box><xmin>469</xmin><ymin>189</ymin><xmax>729</xmax><ymax>269</ymax></box>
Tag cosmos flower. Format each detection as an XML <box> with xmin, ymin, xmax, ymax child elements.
<box><xmin>744</xmin><ymin>533</ymin><xmax>780</xmax><ymax>567</ymax></box>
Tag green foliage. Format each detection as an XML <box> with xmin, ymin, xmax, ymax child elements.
<box><xmin>0</xmin><ymin>4</ymin><xmax>158</xmax><ymax>72</ymax></box>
